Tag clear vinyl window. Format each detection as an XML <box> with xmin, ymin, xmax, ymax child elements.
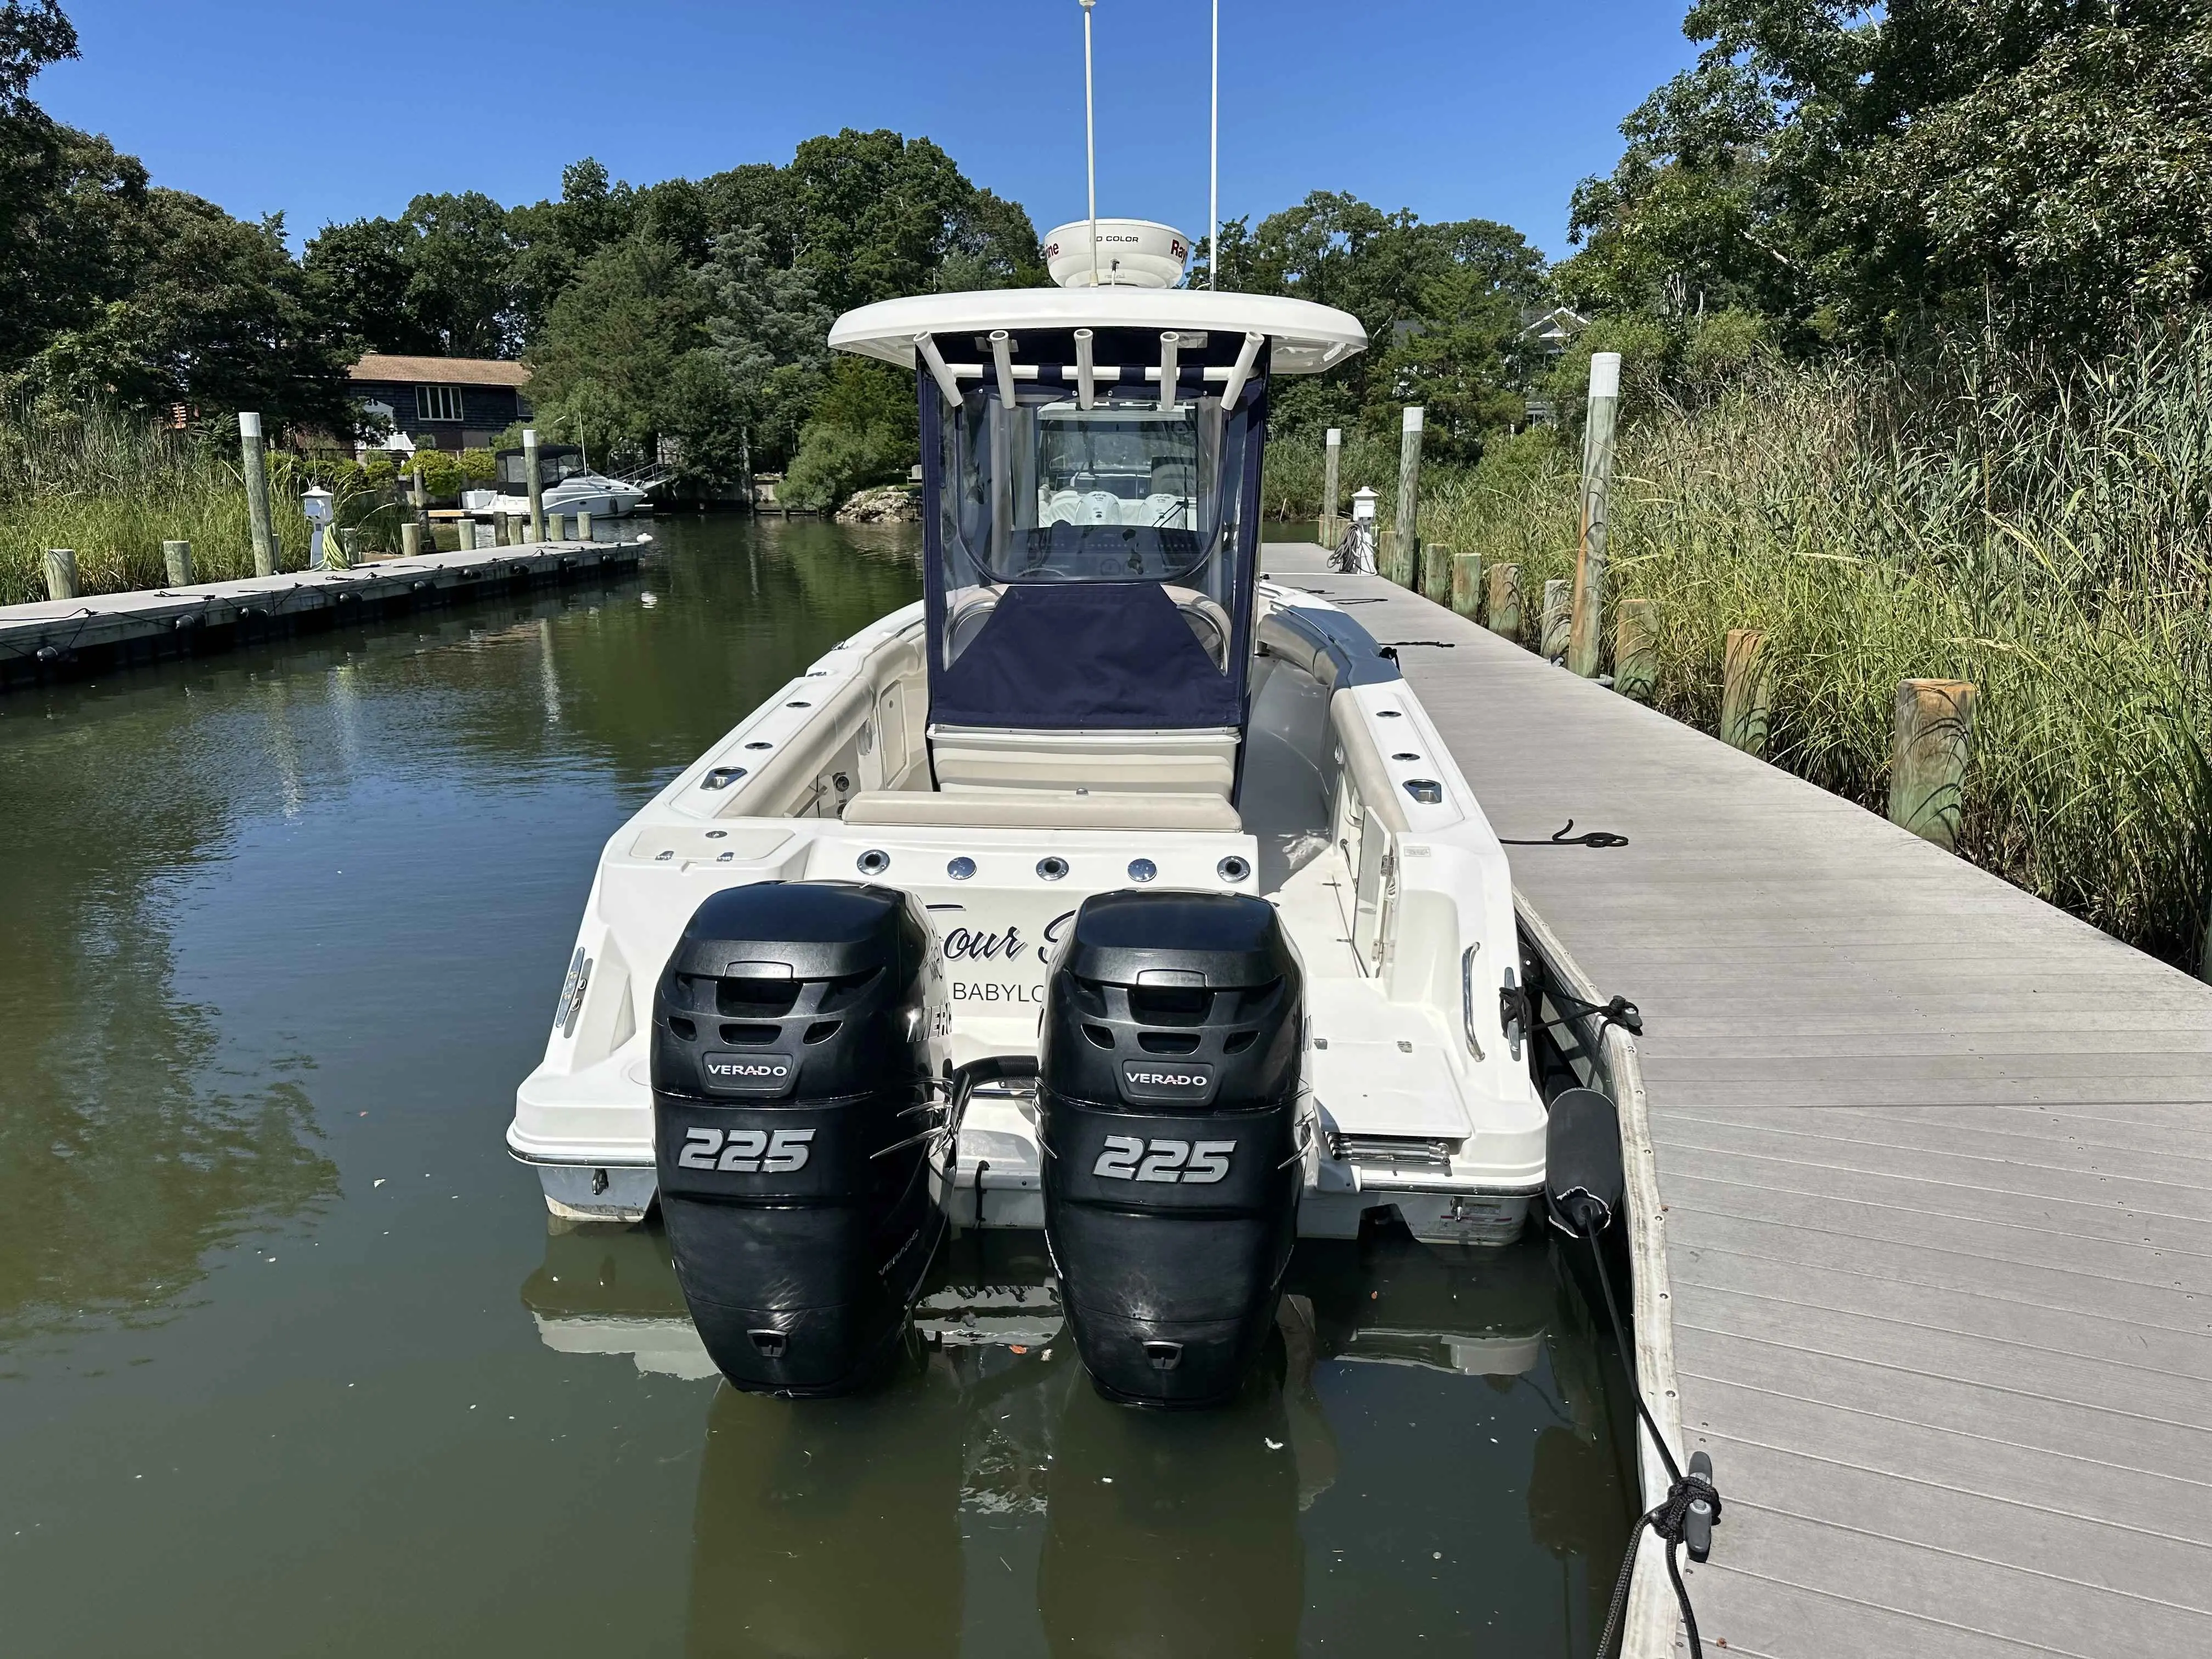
<box><xmin>936</xmin><ymin>387</ymin><xmax>1252</xmax><ymax>670</ymax></box>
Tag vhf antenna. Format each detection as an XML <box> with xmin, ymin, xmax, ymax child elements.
<box><xmin>1210</xmin><ymin>0</ymin><xmax>1219</xmax><ymax>289</ymax></box>
<box><xmin>1081</xmin><ymin>0</ymin><xmax>1099</xmax><ymax>287</ymax></box>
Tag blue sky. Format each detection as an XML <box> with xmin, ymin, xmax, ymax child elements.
<box><xmin>37</xmin><ymin>1</ymin><xmax>1697</xmax><ymax>261</ymax></box>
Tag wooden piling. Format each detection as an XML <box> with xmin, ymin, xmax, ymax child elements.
<box><xmin>1612</xmin><ymin>597</ymin><xmax>1657</xmax><ymax>701</ymax></box>
<box><xmin>1888</xmin><ymin>678</ymin><xmax>1976</xmax><ymax>850</ymax></box>
<box><xmin>494</xmin><ymin>512</ymin><xmax>512</xmax><ymax>548</ymax></box>
<box><xmin>1720</xmin><ymin>628</ymin><xmax>1772</xmax><ymax>755</ymax></box>
<box><xmin>522</xmin><ymin>428</ymin><xmax>546</xmax><ymax>543</ymax></box>
<box><xmin>1320</xmin><ymin>427</ymin><xmax>1342</xmax><ymax>549</ymax></box>
<box><xmin>1450</xmin><ymin>551</ymin><xmax>1482</xmax><ymax>619</ymax></box>
<box><xmin>1395</xmin><ymin>407</ymin><xmax>1423</xmax><ymax>583</ymax></box>
<box><xmin>576</xmin><ymin>510</ymin><xmax>594</xmax><ymax>544</ymax></box>
<box><xmin>1486</xmin><ymin>563</ymin><xmax>1523</xmax><ymax>640</ymax></box>
<box><xmin>43</xmin><ymin>549</ymin><xmax>78</xmax><ymax>601</ymax></box>
<box><xmin>402</xmin><ymin>520</ymin><xmax>423</xmax><ymax>558</ymax></box>
<box><xmin>240</xmin><ymin>413</ymin><xmax>276</xmax><ymax>577</ymax></box>
<box><xmin>1566</xmin><ymin>352</ymin><xmax>1621</xmax><ymax>678</ymax></box>
<box><xmin>548</xmin><ymin>512</ymin><xmax>568</xmax><ymax>543</ymax></box>
<box><xmin>162</xmin><ymin>540</ymin><xmax>194</xmax><ymax>586</ymax></box>
<box><xmin>1539</xmin><ymin>578</ymin><xmax>1572</xmax><ymax>662</ymax></box>
<box><xmin>1421</xmin><ymin>541</ymin><xmax>1452</xmax><ymax>605</ymax></box>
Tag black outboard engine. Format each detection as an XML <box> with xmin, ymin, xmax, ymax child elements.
<box><xmin>1039</xmin><ymin>891</ymin><xmax>1304</xmax><ymax>1406</ymax></box>
<box><xmin>651</xmin><ymin>881</ymin><xmax>946</xmax><ymax>1396</ymax></box>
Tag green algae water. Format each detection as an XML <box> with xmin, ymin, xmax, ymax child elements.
<box><xmin>0</xmin><ymin>516</ymin><xmax>1634</xmax><ymax>1656</ymax></box>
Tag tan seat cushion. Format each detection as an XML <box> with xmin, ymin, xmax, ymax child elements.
<box><xmin>928</xmin><ymin>724</ymin><xmax>1239</xmax><ymax>798</ymax></box>
<box><xmin>842</xmin><ymin>788</ymin><xmax>1243</xmax><ymax>832</ymax></box>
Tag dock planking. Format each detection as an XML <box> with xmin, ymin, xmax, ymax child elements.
<box><xmin>0</xmin><ymin>539</ymin><xmax>643</xmax><ymax>691</ymax></box>
<box><xmin>1262</xmin><ymin>544</ymin><xmax>2212</xmax><ymax>1658</ymax></box>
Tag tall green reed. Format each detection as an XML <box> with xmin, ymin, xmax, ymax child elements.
<box><xmin>1423</xmin><ymin>326</ymin><xmax>2212</xmax><ymax>969</ymax></box>
<box><xmin>1258</xmin><ymin>427</ymin><xmax>1414</xmax><ymax>521</ymax></box>
<box><xmin>1</xmin><ymin>402</ymin><xmax>398</xmax><ymax>605</ymax></box>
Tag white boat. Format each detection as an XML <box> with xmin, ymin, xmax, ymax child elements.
<box><xmin>509</xmin><ymin>221</ymin><xmax>1550</xmax><ymax>1403</ymax></box>
<box><xmin>465</xmin><ymin>471</ymin><xmax>651</xmax><ymax>522</ymax></box>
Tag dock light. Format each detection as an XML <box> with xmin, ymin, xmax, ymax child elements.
<box><xmin>300</xmin><ymin>486</ymin><xmax>335</xmax><ymax>568</ymax></box>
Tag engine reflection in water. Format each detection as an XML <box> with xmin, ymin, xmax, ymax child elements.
<box><xmin>1037</xmin><ymin>1311</ymin><xmax>1313</xmax><ymax>1658</ymax></box>
<box><xmin>688</xmin><ymin>1351</ymin><xmax>967</xmax><ymax>1658</ymax></box>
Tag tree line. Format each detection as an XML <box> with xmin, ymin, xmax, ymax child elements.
<box><xmin>5</xmin><ymin>0</ymin><xmax>2205</xmax><ymax>510</ymax></box>
<box><xmin>1558</xmin><ymin>0</ymin><xmax>2212</xmax><ymax>375</ymax></box>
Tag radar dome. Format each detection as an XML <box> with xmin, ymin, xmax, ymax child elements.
<box><xmin>1043</xmin><ymin>219</ymin><xmax>1190</xmax><ymax>289</ymax></box>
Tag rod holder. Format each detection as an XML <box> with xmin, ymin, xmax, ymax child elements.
<box><xmin>990</xmin><ymin>330</ymin><xmax>1016</xmax><ymax>409</ymax></box>
<box><xmin>914</xmin><ymin>333</ymin><xmax>962</xmax><ymax>406</ymax></box>
<box><xmin>1218</xmin><ymin>330</ymin><xmax>1263</xmax><ymax>411</ymax></box>
<box><xmin>1158</xmin><ymin>332</ymin><xmax>1181</xmax><ymax>411</ymax></box>
<box><xmin>1074</xmin><ymin>328</ymin><xmax>1097</xmax><ymax>410</ymax></box>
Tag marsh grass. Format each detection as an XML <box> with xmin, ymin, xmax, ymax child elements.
<box><xmin>1</xmin><ymin>402</ymin><xmax>400</xmax><ymax>605</ymax></box>
<box><xmin>1259</xmin><ymin>427</ymin><xmax>1419</xmax><ymax>521</ymax></box>
<box><xmin>1424</xmin><ymin>329</ymin><xmax>2212</xmax><ymax>969</ymax></box>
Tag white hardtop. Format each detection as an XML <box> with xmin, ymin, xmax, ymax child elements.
<box><xmin>828</xmin><ymin>287</ymin><xmax>1368</xmax><ymax>377</ymax></box>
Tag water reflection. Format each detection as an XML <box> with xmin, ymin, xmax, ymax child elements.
<box><xmin>691</xmin><ymin>1358</ymin><xmax>968</xmax><ymax>1659</ymax></box>
<box><xmin>518</xmin><ymin>1221</ymin><xmax>1632</xmax><ymax>1656</ymax></box>
<box><xmin>1037</xmin><ymin>1330</ymin><xmax>1309</xmax><ymax>1658</ymax></box>
<box><xmin>0</xmin><ymin>661</ymin><xmax>339</xmax><ymax>1343</ymax></box>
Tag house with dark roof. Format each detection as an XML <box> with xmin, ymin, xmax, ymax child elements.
<box><xmin>1517</xmin><ymin>307</ymin><xmax>1588</xmax><ymax>359</ymax></box>
<box><xmin>347</xmin><ymin>355</ymin><xmax>534</xmax><ymax>452</ymax></box>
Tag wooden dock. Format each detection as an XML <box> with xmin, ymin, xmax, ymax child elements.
<box><xmin>0</xmin><ymin>539</ymin><xmax>642</xmax><ymax>691</ymax></box>
<box><xmin>1262</xmin><ymin>544</ymin><xmax>2212</xmax><ymax>1658</ymax></box>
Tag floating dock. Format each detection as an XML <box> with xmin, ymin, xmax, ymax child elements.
<box><xmin>1263</xmin><ymin>544</ymin><xmax>2212</xmax><ymax>1659</ymax></box>
<box><xmin>0</xmin><ymin>540</ymin><xmax>642</xmax><ymax>690</ymax></box>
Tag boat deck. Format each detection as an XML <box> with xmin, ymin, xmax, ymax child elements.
<box><xmin>1</xmin><ymin>539</ymin><xmax>642</xmax><ymax>691</ymax></box>
<box><xmin>1261</xmin><ymin>545</ymin><xmax>2212</xmax><ymax>1658</ymax></box>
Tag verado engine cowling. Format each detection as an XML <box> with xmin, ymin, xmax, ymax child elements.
<box><xmin>1039</xmin><ymin>891</ymin><xmax>1305</xmax><ymax>1406</ymax></box>
<box><xmin>651</xmin><ymin>881</ymin><xmax>947</xmax><ymax>1396</ymax></box>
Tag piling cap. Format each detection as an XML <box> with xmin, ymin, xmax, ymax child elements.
<box><xmin>1402</xmin><ymin>406</ymin><xmax>1424</xmax><ymax>432</ymax></box>
<box><xmin>1589</xmin><ymin>352</ymin><xmax>1622</xmax><ymax>399</ymax></box>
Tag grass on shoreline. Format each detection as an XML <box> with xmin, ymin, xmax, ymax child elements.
<box><xmin>1419</xmin><ymin>329</ymin><xmax>2212</xmax><ymax>972</ymax></box>
<box><xmin>0</xmin><ymin>403</ymin><xmax>398</xmax><ymax>606</ymax></box>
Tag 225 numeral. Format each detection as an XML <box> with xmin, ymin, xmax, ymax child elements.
<box><xmin>676</xmin><ymin>1126</ymin><xmax>815</xmax><ymax>1173</ymax></box>
<box><xmin>1092</xmin><ymin>1136</ymin><xmax>1234</xmax><ymax>1184</ymax></box>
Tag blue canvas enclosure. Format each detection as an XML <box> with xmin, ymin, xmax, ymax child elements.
<box><xmin>917</xmin><ymin>326</ymin><xmax>1269</xmax><ymax>734</ymax></box>
<box><xmin>932</xmin><ymin>581</ymin><xmax>1242</xmax><ymax>728</ymax></box>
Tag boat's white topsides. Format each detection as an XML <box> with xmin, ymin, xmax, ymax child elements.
<box><xmin>514</xmin><ymin>253</ymin><xmax>1547</xmax><ymax>1249</ymax></box>
<box><xmin>510</xmin><ymin>580</ymin><xmax>1546</xmax><ymax>1243</ymax></box>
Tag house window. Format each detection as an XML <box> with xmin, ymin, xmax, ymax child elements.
<box><xmin>416</xmin><ymin>385</ymin><xmax>465</xmax><ymax>423</ymax></box>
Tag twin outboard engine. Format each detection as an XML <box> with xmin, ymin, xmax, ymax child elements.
<box><xmin>1039</xmin><ymin>891</ymin><xmax>1305</xmax><ymax>1406</ymax></box>
<box><xmin>651</xmin><ymin>882</ymin><xmax>946</xmax><ymax>1396</ymax></box>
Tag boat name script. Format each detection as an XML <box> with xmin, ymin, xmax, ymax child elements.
<box><xmin>941</xmin><ymin>910</ymin><xmax>1076</xmax><ymax>966</ymax></box>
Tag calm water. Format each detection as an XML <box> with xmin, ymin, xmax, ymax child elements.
<box><xmin>0</xmin><ymin>516</ymin><xmax>1633</xmax><ymax>1657</ymax></box>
